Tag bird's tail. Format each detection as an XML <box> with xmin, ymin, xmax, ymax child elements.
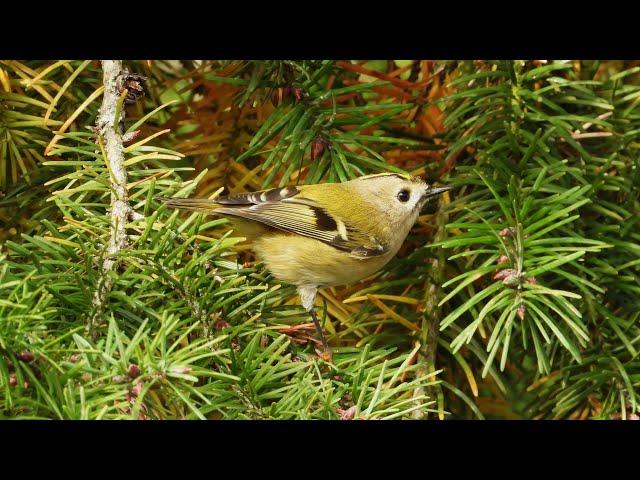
<box><xmin>156</xmin><ymin>197</ymin><xmax>221</xmax><ymax>213</ymax></box>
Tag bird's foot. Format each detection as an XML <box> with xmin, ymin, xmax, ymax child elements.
<box><xmin>315</xmin><ymin>346</ymin><xmax>333</xmax><ymax>363</ymax></box>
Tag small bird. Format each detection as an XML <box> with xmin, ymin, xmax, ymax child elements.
<box><xmin>158</xmin><ymin>173</ymin><xmax>451</xmax><ymax>359</ymax></box>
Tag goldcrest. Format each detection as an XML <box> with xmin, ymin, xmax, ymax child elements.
<box><xmin>159</xmin><ymin>172</ymin><xmax>451</xmax><ymax>357</ymax></box>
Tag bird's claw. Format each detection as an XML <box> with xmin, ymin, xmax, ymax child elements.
<box><xmin>315</xmin><ymin>347</ymin><xmax>333</xmax><ymax>363</ymax></box>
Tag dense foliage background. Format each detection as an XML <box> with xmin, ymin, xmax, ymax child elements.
<box><xmin>0</xmin><ymin>60</ymin><xmax>638</xmax><ymax>419</ymax></box>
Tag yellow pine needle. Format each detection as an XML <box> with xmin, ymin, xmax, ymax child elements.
<box><xmin>367</xmin><ymin>294</ymin><xmax>421</xmax><ymax>332</ymax></box>
<box><xmin>44</xmin><ymin>60</ymin><xmax>90</xmax><ymax>122</ymax></box>
<box><xmin>526</xmin><ymin>371</ymin><xmax>561</xmax><ymax>392</ymax></box>
<box><xmin>124</xmin><ymin>129</ymin><xmax>173</xmax><ymax>153</ymax></box>
<box><xmin>318</xmin><ymin>289</ymin><xmax>357</xmax><ymax>319</ymax></box>
<box><xmin>242</xmin><ymin>311</ymin><xmax>263</xmax><ymax>326</ymax></box>
<box><xmin>344</xmin><ymin>294</ymin><xmax>420</xmax><ymax>305</ymax></box>
<box><xmin>5</xmin><ymin>61</ymin><xmax>58</xmax><ymax>102</ymax></box>
<box><xmin>123</xmin><ymin>152</ymin><xmax>183</xmax><ymax>167</ymax></box>
<box><xmin>452</xmin><ymin>351</ymin><xmax>479</xmax><ymax>397</ymax></box>
<box><xmin>42</xmin><ymin>236</ymin><xmax>80</xmax><ymax>249</ymax></box>
<box><xmin>230</xmin><ymin>163</ymin><xmax>264</xmax><ymax>192</ymax></box>
<box><xmin>112</xmin><ymin>88</ymin><xmax>129</xmax><ymax>132</ymax></box>
<box><xmin>45</xmin><ymin>85</ymin><xmax>105</xmax><ymax>155</ymax></box>
<box><xmin>126</xmin><ymin>170</ymin><xmax>173</xmax><ymax>189</ymax></box>
<box><xmin>0</xmin><ymin>67</ymin><xmax>11</xmax><ymax>92</ymax></box>
<box><xmin>27</xmin><ymin>60</ymin><xmax>71</xmax><ymax>90</ymax></box>
<box><xmin>410</xmin><ymin>165</ymin><xmax>427</xmax><ymax>177</ymax></box>
<box><xmin>314</xmin><ymin>304</ymin><xmax>340</xmax><ymax>334</ymax></box>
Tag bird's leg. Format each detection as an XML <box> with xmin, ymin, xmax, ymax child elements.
<box><xmin>298</xmin><ymin>285</ymin><xmax>332</xmax><ymax>361</ymax></box>
<box><xmin>309</xmin><ymin>307</ymin><xmax>329</xmax><ymax>351</ymax></box>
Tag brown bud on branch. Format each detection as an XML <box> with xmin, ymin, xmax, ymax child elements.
<box><xmin>499</xmin><ymin>227</ymin><xmax>516</xmax><ymax>238</ymax></box>
<box><xmin>116</xmin><ymin>70</ymin><xmax>148</xmax><ymax>105</ymax></box>
<box><xmin>493</xmin><ymin>269</ymin><xmax>517</xmax><ymax>281</ymax></box>
<box><xmin>128</xmin><ymin>364</ymin><xmax>141</xmax><ymax>379</ymax></box>
<box><xmin>17</xmin><ymin>351</ymin><xmax>35</xmax><ymax>362</ymax></box>
<box><xmin>310</xmin><ymin>136</ymin><xmax>330</xmax><ymax>161</ymax></box>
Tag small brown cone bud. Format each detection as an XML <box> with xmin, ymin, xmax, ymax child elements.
<box><xmin>525</xmin><ymin>276</ymin><xmax>538</xmax><ymax>285</ymax></box>
<box><xmin>310</xmin><ymin>136</ymin><xmax>329</xmax><ymax>161</ymax></box>
<box><xmin>517</xmin><ymin>304</ymin><xmax>526</xmax><ymax>321</ymax></box>
<box><xmin>9</xmin><ymin>374</ymin><xmax>17</xmax><ymax>387</ymax></box>
<box><xmin>69</xmin><ymin>354</ymin><xmax>81</xmax><ymax>363</ymax></box>
<box><xmin>17</xmin><ymin>351</ymin><xmax>35</xmax><ymax>362</ymax></box>
<box><xmin>214</xmin><ymin>319</ymin><xmax>230</xmax><ymax>331</ymax></box>
<box><xmin>128</xmin><ymin>364</ymin><xmax>141</xmax><ymax>379</ymax></box>
<box><xmin>117</xmin><ymin>71</ymin><xmax>148</xmax><ymax>105</ymax></box>
<box><xmin>493</xmin><ymin>269</ymin><xmax>517</xmax><ymax>281</ymax></box>
<box><xmin>499</xmin><ymin>227</ymin><xmax>516</xmax><ymax>238</ymax></box>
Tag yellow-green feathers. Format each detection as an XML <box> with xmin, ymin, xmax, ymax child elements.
<box><xmin>158</xmin><ymin>180</ymin><xmax>395</xmax><ymax>258</ymax></box>
<box><xmin>158</xmin><ymin>173</ymin><xmax>448</xmax><ymax>289</ymax></box>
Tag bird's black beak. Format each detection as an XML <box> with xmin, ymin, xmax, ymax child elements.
<box><xmin>423</xmin><ymin>185</ymin><xmax>453</xmax><ymax>200</ymax></box>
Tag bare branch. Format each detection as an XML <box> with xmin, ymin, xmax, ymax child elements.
<box><xmin>86</xmin><ymin>60</ymin><xmax>132</xmax><ymax>337</ymax></box>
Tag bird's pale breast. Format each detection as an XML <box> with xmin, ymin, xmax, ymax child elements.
<box><xmin>252</xmin><ymin>233</ymin><xmax>396</xmax><ymax>288</ymax></box>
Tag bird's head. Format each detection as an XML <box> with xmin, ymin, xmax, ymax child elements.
<box><xmin>352</xmin><ymin>173</ymin><xmax>452</xmax><ymax>220</ymax></box>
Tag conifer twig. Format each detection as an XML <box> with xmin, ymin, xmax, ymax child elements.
<box><xmin>412</xmin><ymin>196</ymin><xmax>448</xmax><ymax>419</ymax></box>
<box><xmin>86</xmin><ymin>60</ymin><xmax>133</xmax><ymax>337</ymax></box>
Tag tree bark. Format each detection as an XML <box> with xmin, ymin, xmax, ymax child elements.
<box><xmin>86</xmin><ymin>60</ymin><xmax>132</xmax><ymax>336</ymax></box>
<box><xmin>412</xmin><ymin>197</ymin><xmax>448</xmax><ymax>419</ymax></box>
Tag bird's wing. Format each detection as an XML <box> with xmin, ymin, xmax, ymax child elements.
<box><xmin>216</xmin><ymin>199</ymin><xmax>387</xmax><ymax>257</ymax></box>
<box><xmin>158</xmin><ymin>188</ymin><xmax>388</xmax><ymax>257</ymax></box>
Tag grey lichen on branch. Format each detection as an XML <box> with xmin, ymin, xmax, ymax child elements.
<box><xmin>86</xmin><ymin>61</ymin><xmax>145</xmax><ymax>337</ymax></box>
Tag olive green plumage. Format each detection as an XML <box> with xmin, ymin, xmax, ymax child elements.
<box><xmin>159</xmin><ymin>173</ymin><xmax>451</xmax><ymax>355</ymax></box>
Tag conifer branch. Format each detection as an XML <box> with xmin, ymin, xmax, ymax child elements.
<box><xmin>86</xmin><ymin>60</ymin><xmax>133</xmax><ymax>337</ymax></box>
<box><xmin>412</xmin><ymin>197</ymin><xmax>448</xmax><ymax>419</ymax></box>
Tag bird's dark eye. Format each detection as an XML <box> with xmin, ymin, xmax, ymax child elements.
<box><xmin>397</xmin><ymin>189</ymin><xmax>410</xmax><ymax>202</ymax></box>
